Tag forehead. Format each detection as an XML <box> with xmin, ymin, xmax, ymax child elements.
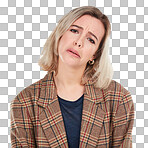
<box><xmin>72</xmin><ymin>15</ymin><xmax>105</xmax><ymax>38</ymax></box>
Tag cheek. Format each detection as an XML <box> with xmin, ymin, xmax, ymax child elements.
<box><xmin>83</xmin><ymin>49</ymin><xmax>94</xmax><ymax>59</ymax></box>
<box><xmin>85</xmin><ymin>47</ymin><xmax>98</xmax><ymax>59</ymax></box>
<box><xmin>87</xmin><ymin>45</ymin><xmax>98</xmax><ymax>54</ymax></box>
<box><xmin>59</xmin><ymin>37</ymin><xmax>65</xmax><ymax>46</ymax></box>
<box><xmin>60</xmin><ymin>32</ymin><xmax>72</xmax><ymax>41</ymax></box>
<box><xmin>57</xmin><ymin>40</ymin><xmax>64</xmax><ymax>55</ymax></box>
<box><xmin>58</xmin><ymin>35</ymin><xmax>67</xmax><ymax>49</ymax></box>
<box><xmin>62</xmin><ymin>31</ymin><xmax>78</xmax><ymax>44</ymax></box>
<box><xmin>58</xmin><ymin>35</ymin><xmax>71</xmax><ymax>53</ymax></box>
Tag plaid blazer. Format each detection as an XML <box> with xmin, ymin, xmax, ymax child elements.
<box><xmin>11</xmin><ymin>71</ymin><xmax>135</xmax><ymax>148</ymax></box>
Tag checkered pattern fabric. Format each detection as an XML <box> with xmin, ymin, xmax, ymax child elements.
<box><xmin>10</xmin><ymin>71</ymin><xmax>135</xmax><ymax>148</ymax></box>
<box><xmin>0</xmin><ymin>0</ymin><xmax>147</xmax><ymax>147</ymax></box>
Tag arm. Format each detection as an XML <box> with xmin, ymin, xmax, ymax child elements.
<box><xmin>112</xmin><ymin>93</ymin><xmax>135</xmax><ymax>148</ymax></box>
<box><xmin>10</xmin><ymin>96</ymin><xmax>36</xmax><ymax>148</ymax></box>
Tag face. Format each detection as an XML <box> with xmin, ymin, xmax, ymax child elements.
<box><xmin>57</xmin><ymin>15</ymin><xmax>105</xmax><ymax>69</ymax></box>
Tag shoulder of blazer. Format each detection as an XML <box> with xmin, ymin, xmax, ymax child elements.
<box><xmin>92</xmin><ymin>79</ymin><xmax>133</xmax><ymax>112</ymax></box>
<box><xmin>103</xmin><ymin>79</ymin><xmax>131</xmax><ymax>96</ymax></box>
<box><xmin>11</xmin><ymin>71</ymin><xmax>50</xmax><ymax>107</ymax></box>
<box><xmin>96</xmin><ymin>79</ymin><xmax>133</xmax><ymax>113</ymax></box>
<box><xmin>103</xmin><ymin>79</ymin><xmax>132</xmax><ymax>103</ymax></box>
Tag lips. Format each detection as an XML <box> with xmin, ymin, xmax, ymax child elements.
<box><xmin>67</xmin><ymin>49</ymin><xmax>80</xmax><ymax>57</ymax></box>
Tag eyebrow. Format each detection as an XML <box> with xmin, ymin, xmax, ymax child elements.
<box><xmin>71</xmin><ymin>24</ymin><xmax>98</xmax><ymax>41</ymax></box>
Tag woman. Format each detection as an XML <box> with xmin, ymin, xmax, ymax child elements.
<box><xmin>11</xmin><ymin>6</ymin><xmax>135</xmax><ymax>148</ymax></box>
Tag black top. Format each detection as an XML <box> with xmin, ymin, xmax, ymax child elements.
<box><xmin>58</xmin><ymin>94</ymin><xmax>84</xmax><ymax>148</ymax></box>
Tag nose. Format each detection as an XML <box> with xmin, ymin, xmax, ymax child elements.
<box><xmin>73</xmin><ymin>36</ymin><xmax>84</xmax><ymax>48</ymax></box>
<box><xmin>74</xmin><ymin>41</ymin><xmax>82</xmax><ymax>48</ymax></box>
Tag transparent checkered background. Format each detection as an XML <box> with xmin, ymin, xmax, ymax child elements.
<box><xmin>0</xmin><ymin>0</ymin><xmax>148</xmax><ymax>147</ymax></box>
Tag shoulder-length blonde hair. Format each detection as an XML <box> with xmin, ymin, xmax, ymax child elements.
<box><xmin>38</xmin><ymin>6</ymin><xmax>113</xmax><ymax>89</ymax></box>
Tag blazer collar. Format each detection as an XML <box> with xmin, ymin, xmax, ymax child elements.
<box><xmin>37</xmin><ymin>71</ymin><xmax>105</xmax><ymax>147</ymax></box>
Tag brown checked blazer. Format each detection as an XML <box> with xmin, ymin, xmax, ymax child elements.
<box><xmin>10</xmin><ymin>71</ymin><xmax>135</xmax><ymax>148</ymax></box>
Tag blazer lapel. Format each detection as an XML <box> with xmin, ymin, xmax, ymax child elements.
<box><xmin>79</xmin><ymin>81</ymin><xmax>105</xmax><ymax>147</ymax></box>
<box><xmin>37</xmin><ymin>71</ymin><xmax>105</xmax><ymax>148</ymax></box>
<box><xmin>37</xmin><ymin>71</ymin><xmax>69</xmax><ymax>148</ymax></box>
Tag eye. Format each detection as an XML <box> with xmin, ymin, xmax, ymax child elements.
<box><xmin>88</xmin><ymin>38</ymin><xmax>95</xmax><ymax>44</ymax></box>
<box><xmin>70</xmin><ymin>29</ymin><xmax>79</xmax><ymax>33</ymax></box>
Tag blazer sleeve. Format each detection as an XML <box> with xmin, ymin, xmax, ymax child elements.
<box><xmin>112</xmin><ymin>92</ymin><xmax>135</xmax><ymax>148</ymax></box>
<box><xmin>10</xmin><ymin>96</ymin><xmax>36</xmax><ymax>148</ymax></box>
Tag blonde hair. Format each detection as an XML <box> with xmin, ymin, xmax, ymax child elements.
<box><xmin>38</xmin><ymin>6</ymin><xmax>113</xmax><ymax>89</ymax></box>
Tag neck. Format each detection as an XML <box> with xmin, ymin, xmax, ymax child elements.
<box><xmin>53</xmin><ymin>60</ymin><xmax>86</xmax><ymax>89</ymax></box>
